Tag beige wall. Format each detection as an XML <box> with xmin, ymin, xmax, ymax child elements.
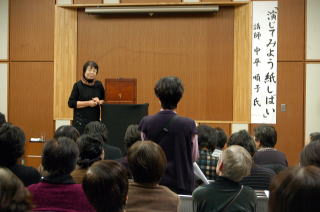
<box><xmin>307</xmin><ymin>0</ymin><xmax>320</xmax><ymax>59</ymax></box>
<box><xmin>0</xmin><ymin>0</ymin><xmax>8</xmax><ymax>60</ymax></box>
<box><xmin>0</xmin><ymin>63</ymin><xmax>8</xmax><ymax>118</ymax></box>
<box><xmin>305</xmin><ymin>64</ymin><xmax>320</xmax><ymax>142</ymax></box>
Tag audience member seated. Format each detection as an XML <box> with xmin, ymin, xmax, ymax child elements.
<box><xmin>227</xmin><ymin>130</ymin><xmax>275</xmax><ymax>190</ymax></box>
<box><xmin>82</xmin><ymin>160</ymin><xmax>128</xmax><ymax>212</ymax></box>
<box><xmin>0</xmin><ymin>112</ymin><xmax>6</xmax><ymax>127</ymax></box>
<box><xmin>84</xmin><ymin>121</ymin><xmax>122</xmax><ymax>160</ymax></box>
<box><xmin>193</xmin><ymin>145</ymin><xmax>256</xmax><ymax>212</ymax></box>
<box><xmin>211</xmin><ymin>127</ymin><xmax>227</xmax><ymax>159</ymax></box>
<box><xmin>54</xmin><ymin>125</ymin><xmax>80</xmax><ymax>142</ymax></box>
<box><xmin>196</xmin><ymin>125</ymin><xmax>217</xmax><ymax>180</ymax></box>
<box><xmin>0</xmin><ymin>123</ymin><xmax>40</xmax><ymax>186</ymax></box>
<box><xmin>117</xmin><ymin>124</ymin><xmax>141</xmax><ymax>178</ymax></box>
<box><xmin>71</xmin><ymin>134</ymin><xmax>104</xmax><ymax>183</ymax></box>
<box><xmin>126</xmin><ymin>141</ymin><xmax>180</xmax><ymax>212</ymax></box>
<box><xmin>0</xmin><ymin>167</ymin><xmax>33</xmax><ymax>212</ymax></box>
<box><xmin>269</xmin><ymin>165</ymin><xmax>320</xmax><ymax>212</ymax></box>
<box><xmin>253</xmin><ymin>125</ymin><xmax>288</xmax><ymax>173</ymax></box>
<box><xmin>309</xmin><ymin>132</ymin><xmax>320</xmax><ymax>143</ymax></box>
<box><xmin>28</xmin><ymin>137</ymin><xmax>95</xmax><ymax>212</ymax></box>
<box><xmin>300</xmin><ymin>140</ymin><xmax>320</xmax><ymax>167</ymax></box>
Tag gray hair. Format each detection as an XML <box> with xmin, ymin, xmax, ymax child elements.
<box><xmin>220</xmin><ymin>145</ymin><xmax>252</xmax><ymax>182</ymax></box>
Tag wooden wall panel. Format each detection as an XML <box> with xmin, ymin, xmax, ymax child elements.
<box><xmin>74</xmin><ymin>0</ymin><xmax>102</xmax><ymax>4</ymax></box>
<box><xmin>54</xmin><ymin>7</ymin><xmax>77</xmax><ymax>119</ymax></box>
<box><xmin>278</xmin><ymin>0</ymin><xmax>305</xmax><ymax>61</ymax></box>
<box><xmin>10</xmin><ymin>0</ymin><xmax>54</xmax><ymax>61</ymax></box>
<box><xmin>77</xmin><ymin>7</ymin><xmax>234</xmax><ymax>121</ymax></box>
<box><xmin>9</xmin><ymin>62</ymin><xmax>54</xmax><ymax>141</ymax></box>
<box><xmin>122</xmin><ymin>0</ymin><xmax>180</xmax><ymax>3</ymax></box>
<box><xmin>233</xmin><ymin>3</ymin><xmax>251</xmax><ymax>122</ymax></box>
<box><xmin>250</xmin><ymin>62</ymin><xmax>304</xmax><ymax>166</ymax></box>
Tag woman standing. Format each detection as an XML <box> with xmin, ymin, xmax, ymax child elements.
<box><xmin>68</xmin><ymin>61</ymin><xmax>105</xmax><ymax>134</ymax></box>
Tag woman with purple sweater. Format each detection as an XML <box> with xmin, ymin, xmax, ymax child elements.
<box><xmin>28</xmin><ymin>137</ymin><xmax>94</xmax><ymax>212</ymax></box>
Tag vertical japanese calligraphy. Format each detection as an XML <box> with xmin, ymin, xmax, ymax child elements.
<box><xmin>251</xmin><ymin>1</ymin><xmax>278</xmax><ymax>124</ymax></box>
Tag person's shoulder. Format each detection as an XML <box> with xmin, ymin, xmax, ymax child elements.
<box><xmin>254</xmin><ymin>164</ymin><xmax>276</xmax><ymax>176</ymax></box>
<box><xmin>94</xmin><ymin>80</ymin><xmax>103</xmax><ymax>87</ymax></box>
<box><xmin>192</xmin><ymin>183</ymin><xmax>211</xmax><ymax>197</ymax></box>
<box><xmin>242</xmin><ymin>185</ymin><xmax>257</xmax><ymax>199</ymax></box>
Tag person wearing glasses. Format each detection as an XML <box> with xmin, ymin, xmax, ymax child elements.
<box><xmin>68</xmin><ymin>61</ymin><xmax>105</xmax><ymax>134</ymax></box>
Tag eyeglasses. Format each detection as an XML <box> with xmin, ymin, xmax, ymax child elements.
<box><xmin>86</xmin><ymin>68</ymin><xmax>97</xmax><ymax>73</ymax></box>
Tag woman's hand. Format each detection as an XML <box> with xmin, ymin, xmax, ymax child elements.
<box><xmin>89</xmin><ymin>100</ymin><xmax>98</xmax><ymax>107</ymax></box>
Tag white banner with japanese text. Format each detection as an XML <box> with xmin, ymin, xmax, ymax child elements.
<box><xmin>251</xmin><ymin>1</ymin><xmax>278</xmax><ymax>124</ymax></box>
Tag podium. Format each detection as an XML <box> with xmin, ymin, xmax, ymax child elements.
<box><xmin>101</xmin><ymin>103</ymin><xmax>148</xmax><ymax>153</ymax></box>
<box><xmin>105</xmin><ymin>78</ymin><xmax>137</xmax><ymax>104</ymax></box>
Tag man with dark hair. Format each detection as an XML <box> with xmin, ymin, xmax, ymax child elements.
<box><xmin>126</xmin><ymin>141</ymin><xmax>179</xmax><ymax>212</ymax></box>
<box><xmin>28</xmin><ymin>137</ymin><xmax>94</xmax><ymax>212</ymax></box>
<box><xmin>0</xmin><ymin>112</ymin><xmax>6</xmax><ymax>127</ymax></box>
<box><xmin>83</xmin><ymin>160</ymin><xmax>128</xmax><ymax>212</ymax></box>
<box><xmin>196</xmin><ymin>125</ymin><xmax>217</xmax><ymax>180</ymax></box>
<box><xmin>0</xmin><ymin>123</ymin><xmax>40</xmax><ymax>186</ymax></box>
<box><xmin>139</xmin><ymin>76</ymin><xmax>198</xmax><ymax>194</ymax></box>
<box><xmin>84</xmin><ymin>121</ymin><xmax>122</xmax><ymax>160</ymax></box>
<box><xmin>253</xmin><ymin>125</ymin><xmax>288</xmax><ymax>173</ymax></box>
<box><xmin>227</xmin><ymin>130</ymin><xmax>275</xmax><ymax>190</ymax></box>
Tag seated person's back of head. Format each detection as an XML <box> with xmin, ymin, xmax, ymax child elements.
<box><xmin>84</xmin><ymin>121</ymin><xmax>122</xmax><ymax>160</ymax></box>
<box><xmin>0</xmin><ymin>167</ymin><xmax>32</xmax><ymax>212</ymax></box>
<box><xmin>54</xmin><ymin>125</ymin><xmax>80</xmax><ymax>142</ymax></box>
<box><xmin>82</xmin><ymin>160</ymin><xmax>128</xmax><ymax>212</ymax></box>
<box><xmin>0</xmin><ymin>112</ymin><xmax>6</xmax><ymax>127</ymax></box>
<box><xmin>193</xmin><ymin>145</ymin><xmax>256</xmax><ymax>212</ymax></box>
<box><xmin>126</xmin><ymin>140</ymin><xmax>179</xmax><ymax>212</ymax></box>
<box><xmin>227</xmin><ymin>130</ymin><xmax>275</xmax><ymax>190</ymax></box>
<box><xmin>0</xmin><ymin>123</ymin><xmax>40</xmax><ymax>186</ymax></box>
<box><xmin>253</xmin><ymin>125</ymin><xmax>287</xmax><ymax>173</ymax></box>
<box><xmin>300</xmin><ymin>140</ymin><xmax>320</xmax><ymax>167</ymax></box>
<box><xmin>269</xmin><ymin>165</ymin><xmax>320</xmax><ymax>212</ymax></box>
<box><xmin>309</xmin><ymin>132</ymin><xmax>320</xmax><ymax>143</ymax></box>
<box><xmin>71</xmin><ymin>134</ymin><xmax>104</xmax><ymax>183</ymax></box>
<box><xmin>196</xmin><ymin>125</ymin><xmax>217</xmax><ymax>180</ymax></box>
<box><xmin>211</xmin><ymin>127</ymin><xmax>227</xmax><ymax>159</ymax></box>
<box><xmin>28</xmin><ymin>137</ymin><xmax>95</xmax><ymax>212</ymax></box>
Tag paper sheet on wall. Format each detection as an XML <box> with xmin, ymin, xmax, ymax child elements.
<box><xmin>251</xmin><ymin>1</ymin><xmax>278</xmax><ymax>124</ymax></box>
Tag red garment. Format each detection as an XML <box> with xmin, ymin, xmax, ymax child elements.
<box><xmin>28</xmin><ymin>182</ymin><xmax>94</xmax><ymax>212</ymax></box>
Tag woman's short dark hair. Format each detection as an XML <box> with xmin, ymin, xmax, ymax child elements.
<box><xmin>84</xmin><ymin>121</ymin><xmax>108</xmax><ymax>144</ymax></box>
<box><xmin>0</xmin><ymin>168</ymin><xmax>33</xmax><ymax>212</ymax></box>
<box><xmin>128</xmin><ymin>141</ymin><xmax>167</xmax><ymax>184</ymax></box>
<box><xmin>42</xmin><ymin>137</ymin><xmax>79</xmax><ymax>175</ymax></box>
<box><xmin>300</xmin><ymin>140</ymin><xmax>320</xmax><ymax>167</ymax></box>
<box><xmin>0</xmin><ymin>123</ymin><xmax>25</xmax><ymax>167</ymax></box>
<box><xmin>82</xmin><ymin>160</ymin><xmax>128</xmax><ymax>212</ymax></box>
<box><xmin>214</xmin><ymin>127</ymin><xmax>227</xmax><ymax>149</ymax></box>
<box><xmin>154</xmin><ymin>76</ymin><xmax>184</xmax><ymax>110</ymax></box>
<box><xmin>124</xmin><ymin>124</ymin><xmax>141</xmax><ymax>150</ymax></box>
<box><xmin>310</xmin><ymin>132</ymin><xmax>320</xmax><ymax>142</ymax></box>
<box><xmin>197</xmin><ymin>125</ymin><xmax>216</xmax><ymax>152</ymax></box>
<box><xmin>83</xmin><ymin>61</ymin><xmax>99</xmax><ymax>74</ymax></box>
<box><xmin>269</xmin><ymin>166</ymin><xmax>320</xmax><ymax>212</ymax></box>
<box><xmin>227</xmin><ymin>130</ymin><xmax>256</xmax><ymax>157</ymax></box>
<box><xmin>54</xmin><ymin>125</ymin><xmax>80</xmax><ymax>142</ymax></box>
<box><xmin>77</xmin><ymin>134</ymin><xmax>104</xmax><ymax>169</ymax></box>
<box><xmin>254</xmin><ymin>125</ymin><xmax>277</xmax><ymax>148</ymax></box>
